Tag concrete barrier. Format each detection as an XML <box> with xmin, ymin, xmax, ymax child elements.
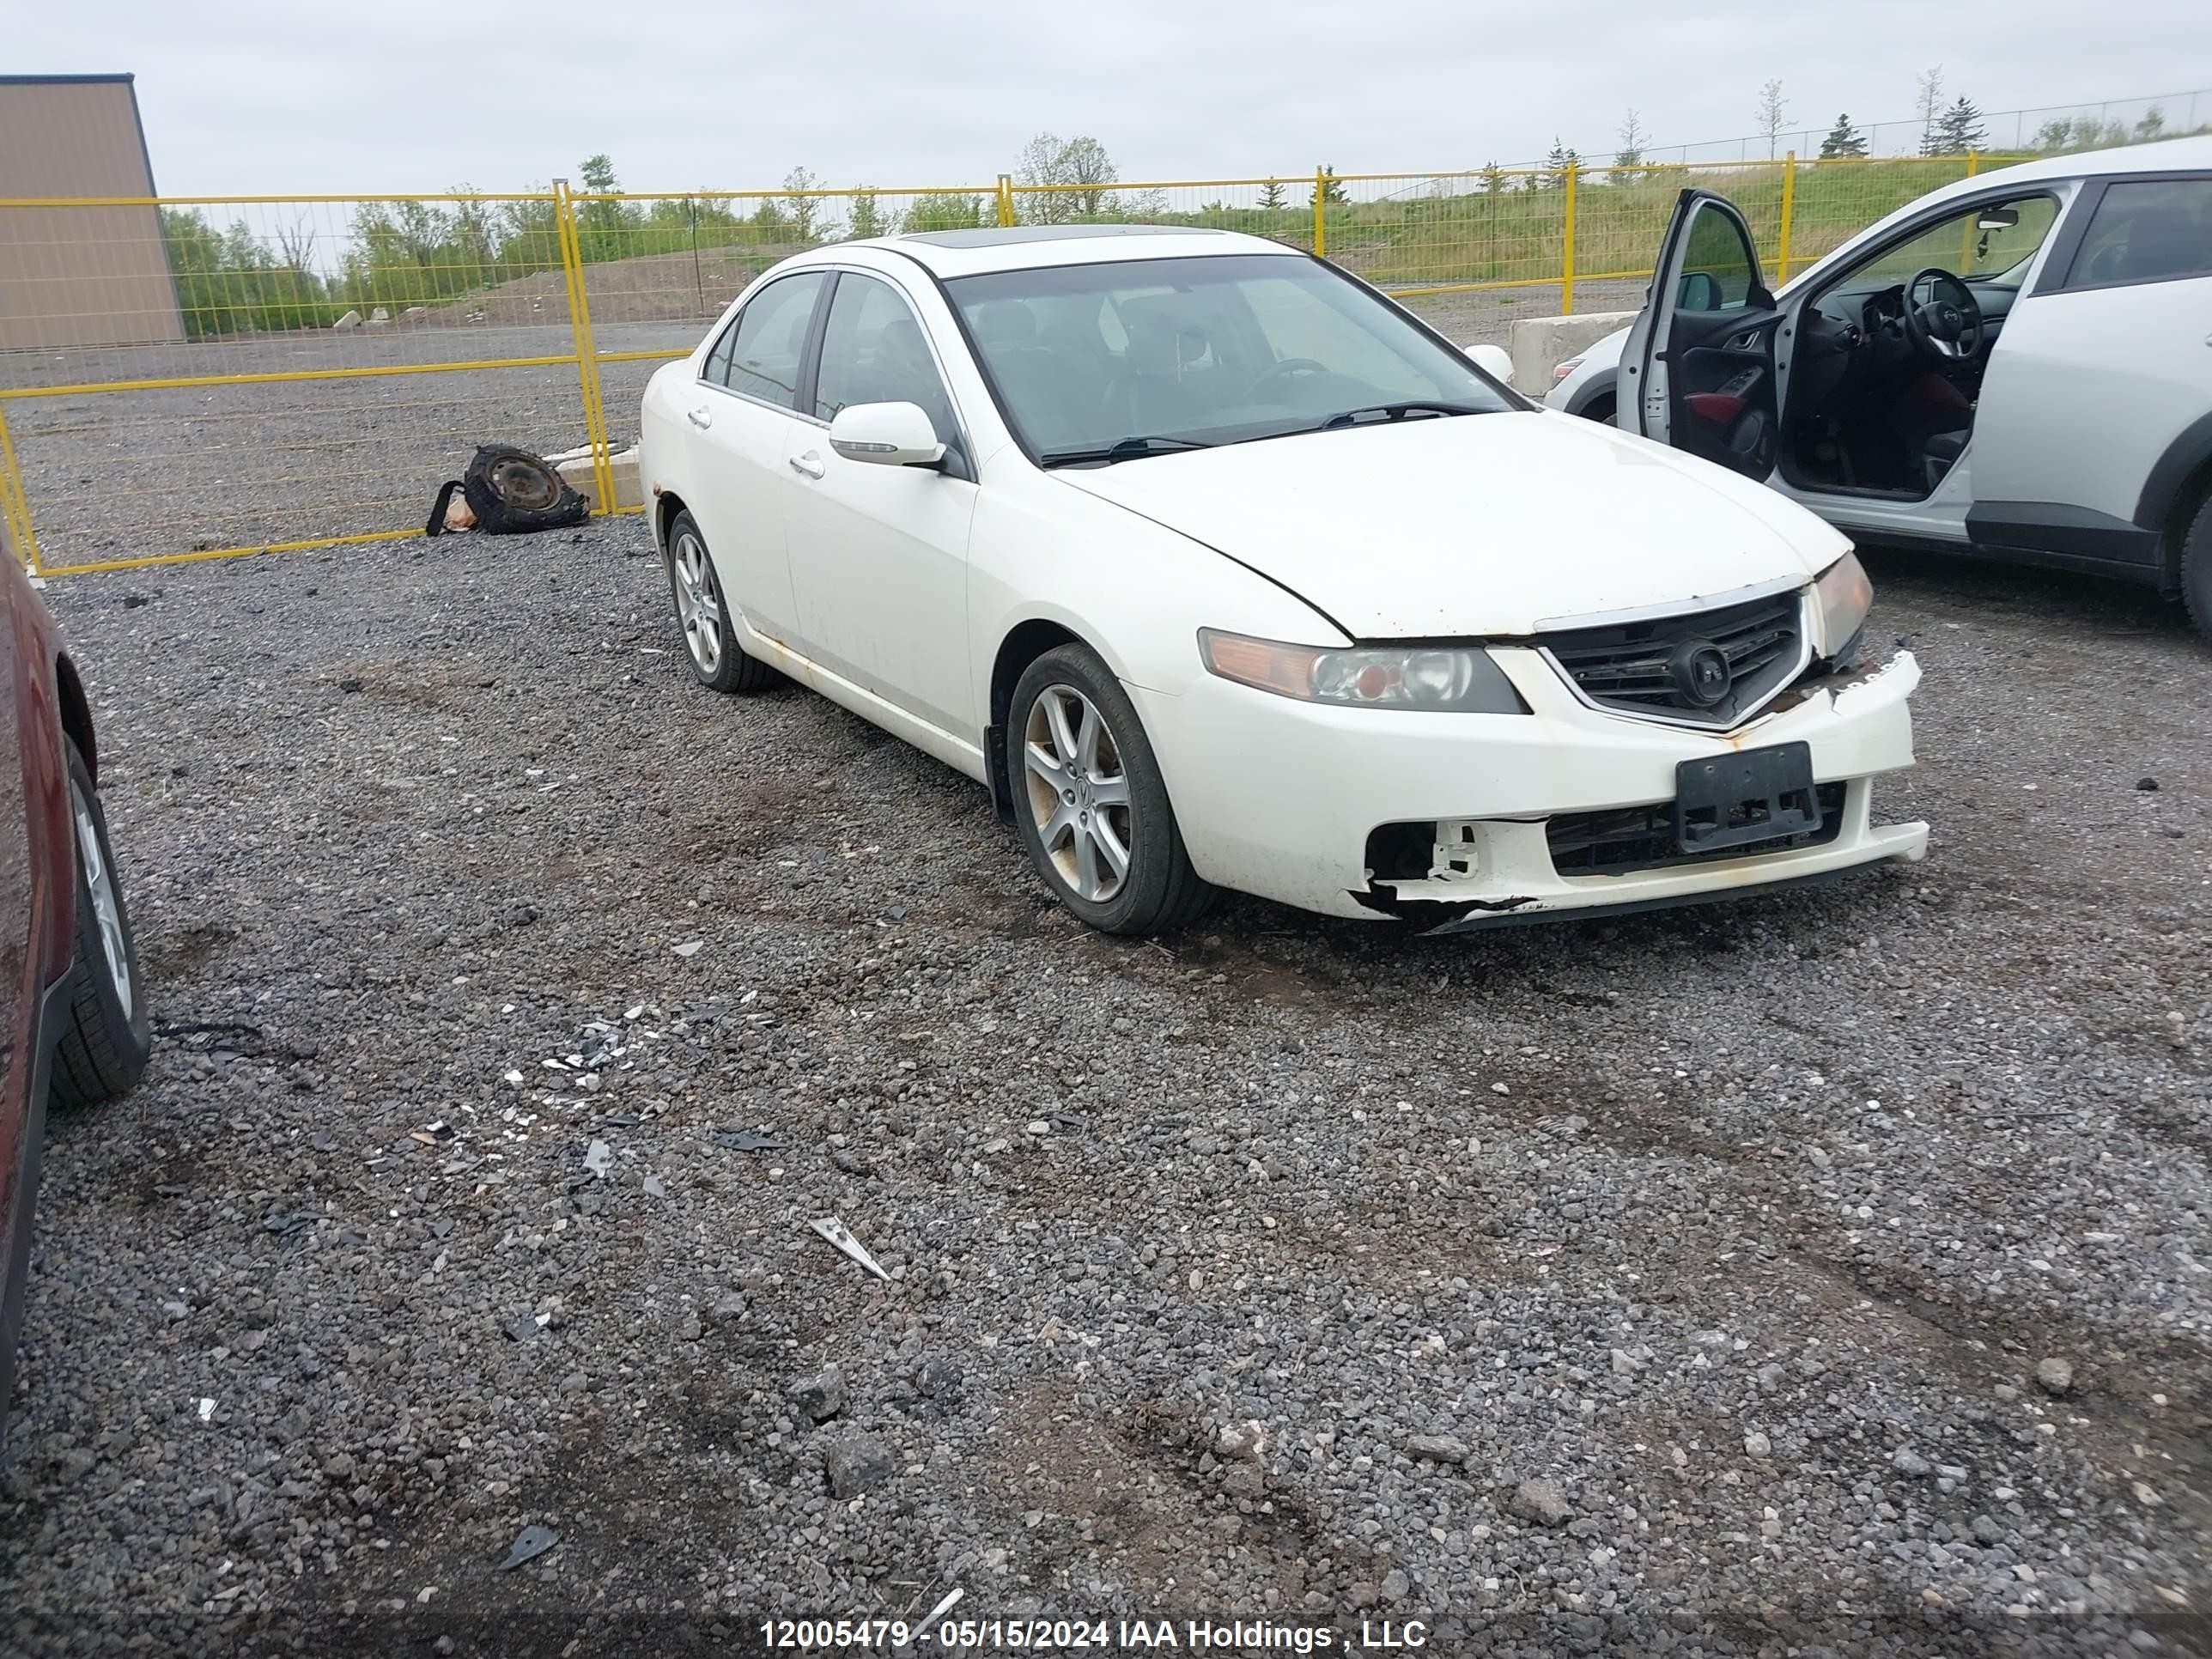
<box><xmin>1509</xmin><ymin>310</ymin><xmax>1636</xmax><ymax>398</ymax></box>
<box><xmin>549</xmin><ymin>444</ymin><xmax>643</xmax><ymax>514</ymax></box>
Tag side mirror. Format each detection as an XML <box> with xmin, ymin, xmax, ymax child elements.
<box><xmin>828</xmin><ymin>401</ymin><xmax>945</xmax><ymax>468</ymax></box>
<box><xmin>1675</xmin><ymin>270</ymin><xmax>1723</xmax><ymax>312</ymax></box>
<box><xmin>1462</xmin><ymin>342</ymin><xmax>1514</xmax><ymax>386</ymax></box>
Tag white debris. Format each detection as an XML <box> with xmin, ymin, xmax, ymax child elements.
<box><xmin>198</xmin><ymin>1397</ymin><xmax>216</xmax><ymax>1422</ymax></box>
<box><xmin>672</xmin><ymin>940</ymin><xmax>704</xmax><ymax>957</ymax></box>
<box><xmin>331</xmin><ymin>310</ymin><xmax>362</xmax><ymax>330</ymax></box>
<box><xmin>583</xmin><ymin>1139</ymin><xmax>611</xmax><ymax>1177</ymax></box>
<box><xmin>811</xmin><ymin>1215</ymin><xmax>890</xmax><ymax>1281</ymax></box>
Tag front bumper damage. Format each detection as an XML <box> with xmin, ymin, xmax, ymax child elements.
<box><xmin>1134</xmin><ymin>648</ymin><xmax>1928</xmax><ymax>927</ymax></box>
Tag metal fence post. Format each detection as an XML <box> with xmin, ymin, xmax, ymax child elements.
<box><xmin>1559</xmin><ymin>161</ymin><xmax>1577</xmax><ymax>316</ymax></box>
<box><xmin>1313</xmin><ymin>168</ymin><xmax>1327</xmax><ymax>259</ymax></box>
<box><xmin>1777</xmin><ymin>152</ymin><xmax>1797</xmax><ymax>284</ymax></box>
<box><xmin>996</xmin><ymin>176</ymin><xmax>1016</xmax><ymax>228</ymax></box>
<box><xmin>552</xmin><ymin>180</ymin><xmax>617</xmax><ymax>516</ymax></box>
<box><xmin>0</xmin><ymin>404</ymin><xmax>41</xmax><ymax>573</ymax></box>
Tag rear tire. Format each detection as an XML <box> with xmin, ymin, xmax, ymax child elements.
<box><xmin>2181</xmin><ymin>492</ymin><xmax>2212</xmax><ymax>638</ymax></box>
<box><xmin>666</xmin><ymin>510</ymin><xmax>776</xmax><ymax>693</ymax></box>
<box><xmin>1007</xmin><ymin>645</ymin><xmax>1217</xmax><ymax>937</ymax></box>
<box><xmin>51</xmin><ymin>738</ymin><xmax>151</xmax><ymax>1107</ymax></box>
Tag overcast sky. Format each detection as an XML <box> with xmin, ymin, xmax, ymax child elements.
<box><xmin>19</xmin><ymin>0</ymin><xmax>2212</xmax><ymax>197</ymax></box>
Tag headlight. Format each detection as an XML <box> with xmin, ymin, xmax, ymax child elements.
<box><xmin>1199</xmin><ymin>629</ymin><xmax>1527</xmax><ymax>713</ymax></box>
<box><xmin>1812</xmin><ymin>551</ymin><xmax>1872</xmax><ymax>659</ymax></box>
<box><xmin>1553</xmin><ymin>356</ymin><xmax>1583</xmax><ymax>383</ymax></box>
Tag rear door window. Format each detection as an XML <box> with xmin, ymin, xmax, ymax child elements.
<box><xmin>708</xmin><ymin>272</ymin><xmax>828</xmax><ymax>409</ymax></box>
<box><xmin>2063</xmin><ymin>178</ymin><xmax>2212</xmax><ymax>289</ymax></box>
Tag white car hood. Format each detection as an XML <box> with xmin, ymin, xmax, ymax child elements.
<box><xmin>1054</xmin><ymin>411</ymin><xmax>1850</xmax><ymax>639</ymax></box>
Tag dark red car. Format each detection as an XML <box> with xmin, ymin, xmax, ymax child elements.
<box><xmin>2</xmin><ymin>522</ymin><xmax>149</xmax><ymax>1433</ymax></box>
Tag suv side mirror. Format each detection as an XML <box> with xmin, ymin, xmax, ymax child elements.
<box><xmin>828</xmin><ymin>401</ymin><xmax>945</xmax><ymax>468</ymax></box>
<box><xmin>1676</xmin><ymin>270</ymin><xmax>1723</xmax><ymax>312</ymax></box>
<box><xmin>1460</xmin><ymin>342</ymin><xmax>1514</xmax><ymax>386</ymax></box>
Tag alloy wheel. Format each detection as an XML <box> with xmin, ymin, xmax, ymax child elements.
<box><xmin>672</xmin><ymin>530</ymin><xmax>724</xmax><ymax>675</ymax></box>
<box><xmin>71</xmin><ymin>778</ymin><xmax>133</xmax><ymax>1019</ymax></box>
<box><xmin>1021</xmin><ymin>684</ymin><xmax>1133</xmax><ymax>903</ymax></box>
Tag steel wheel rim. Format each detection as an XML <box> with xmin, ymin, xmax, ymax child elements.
<box><xmin>71</xmin><ymin>779</ymin><xmax>133</xmax><ymax>1019</ymax></box>
<box><xmin>672</xmin><ymin>531</ymin><xmax>724</xmax><ymax>675</ymax></box>
<box><xmin>1021</xmin><ymin>684</ymin><xmax>1133</xmax><ymax>903</ymax></box>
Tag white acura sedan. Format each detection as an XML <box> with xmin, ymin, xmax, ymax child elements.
<box><xmin>640</xmin><ymin>224</ymin><xmax>1927</xmax><ymax>936</ymax></box>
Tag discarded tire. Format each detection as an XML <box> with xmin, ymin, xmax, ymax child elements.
<box><xmin>426</xmin><ymin>445</ymin><xmax>588</xmax><ymax>537</ymax></box>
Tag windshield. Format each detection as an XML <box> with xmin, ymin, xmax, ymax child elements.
<box><xmin>945</xmin><ymin>253</ymin><xmax>1518</xmax><ymax>463</ymax></box>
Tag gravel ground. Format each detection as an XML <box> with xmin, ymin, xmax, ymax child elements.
<box><xmin>1</xmin><ymin>520</ymin><xmax>2207</xmax><ymax>1658</ymax></box>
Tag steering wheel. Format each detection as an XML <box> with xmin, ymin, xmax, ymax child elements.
<box><xmin>1246</xmin><ymin>357</ymin><xmax>1329</xmax><ymax>401</ymax></box>
<box><xmin>1901</xmin><ymin>269</ymin><xmax>1984</xmax><ymax>363</ymax></box>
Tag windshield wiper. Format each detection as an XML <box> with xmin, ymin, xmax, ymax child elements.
<box><xmin>1038</xmin><ymin>434</ymin><xmax>1213</xmax><ymax>468</ymax></box>
<box><xmin>1318</xmin><ymin>400</ymin><xmax>1492</xmax><ymax>430</ymax></box>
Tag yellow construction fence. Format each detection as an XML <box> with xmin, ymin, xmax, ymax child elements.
<box><xmin>0</xmin><ymin>155</ymin><xmax>1996</xmax><ymax>576</ymax></box>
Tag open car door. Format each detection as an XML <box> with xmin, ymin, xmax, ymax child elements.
<box><xmin>1620</xmin><ymin>191</ymin><xmax>1784</xmax><ymax>480</ymax></box>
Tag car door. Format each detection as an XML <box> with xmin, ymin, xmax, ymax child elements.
<box><xmin>781</xmin><ymin>270</ymin><xmax>981</xmax><ymax>740</ymax></box>
<box><xmin>681</xmin><ymin>270</ymin><xmax>830</xmax><ymax>647</ymax></box>
<box><xmin>1969</xmin><ymin>171</ymin><xmax>2212</xmax><ymax>568</ymax></box>
<box><xmin>1622</xmin><ymin>191</ymin><xmax>1786</xmax><ymax>480</ymax></box>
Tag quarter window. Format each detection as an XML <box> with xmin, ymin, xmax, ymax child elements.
<box><xmin>708</xmin><ymin>272</ymin><xmax>827</xmax><ymax>409</ymax></box>
<box><xmin>2065</xmin><ymin>179</ymin><xmax>2212</xmax><ymax>289</ymax></box>
<box><xmin>812</xmin><ymin>274</ymin><xmax>958</xmax><ymax>442</ymax></box>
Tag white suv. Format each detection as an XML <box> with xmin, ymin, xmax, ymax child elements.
<box><xmin>1546</xmin><ymin>137</ymin><xmax>2212</xmax><ymax>629</ymax></box>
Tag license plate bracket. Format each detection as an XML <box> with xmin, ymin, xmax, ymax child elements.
<box><xmin>1673</xmin><ymin>741</ymin><xmax>1820</xmax><ymax>855</ymax></box>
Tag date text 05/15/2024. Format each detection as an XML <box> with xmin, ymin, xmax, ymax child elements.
<box><xmin>757</xmin><ymin>1618</ymin><xmax>1433</xmax><ymax>1650</ymax></box>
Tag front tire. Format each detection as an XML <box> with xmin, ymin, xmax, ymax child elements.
<box><xmin>1006</xmin><ymin>645</ymin><xmax>1216</xmax><ymax>936</ymax></box>
<box><xmin>52</xmin><ymin>738</ymin><xmax>151</xmax><ymax>1107</ymax></box>
<box><xmin>2182</xmin><ymin>492</ymin><xmax>2212</xmax><ymax>637</ymax></box>
<box><xmin>665</xmin><ymin>510</ymin><xmax>775</xmax><ymax>693</ymax></box>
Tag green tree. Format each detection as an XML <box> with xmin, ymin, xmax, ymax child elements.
<box><xmin>848</xmin><ymin>187</ymin><xmax>888</xmax><ymax>240</ymax></box>
<box><xmin>1258</xmin><ymin>178</ymin><xmax>1286</xmax><ymax>210</ymax></box>
<box><xmin>1015</xmin><ymin>132</ymin><xmax>1118</xmax><ymax>223</ymax></box>
<box><xmin>574</xmin><ymin>154</ymin><xmax>631</xmax><ymax>258</ymax></box>
<box><xmin>2135</xmin><ymin>104</ymin><xmax>2167</xmax><ymax>142</ymax></box>
<box><xmin>905</xmin><ymin>192</ymin><xmax>986</xmax><ymax>233</ymax></box>
<box><xmin>1310</xmin><ymin>166</ymin><xmax>1346</xmax><ymax>207</ymax></box>
<box><xmin>1480</xmin><ymin>160</ymin><xmax>1507</xmax><ymax>195</ymax></box>
<box><xmin>783</xmin><ymin>166</ymin><xmax>821</xmax><ymax>242</ymax></box>
<box><xmin>1542</xmin><ymin>139</ymin><xmax>1579</xmax><ymax>190</ymax></box>
<box><xmin>1929</xmin><ymin>96</ymin><xmax>1987</xmax><ymax>155</ymax></box>
<box><xmin>1819</xmin><ymin>113</ymin><xmax>1868</xmax><ymax>159</ymax></box>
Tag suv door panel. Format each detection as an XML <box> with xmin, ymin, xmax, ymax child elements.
<box><xmin>1974</xmin><ymin>173</ymin><xmax>2212</xmax><ymax>555</ymax></box>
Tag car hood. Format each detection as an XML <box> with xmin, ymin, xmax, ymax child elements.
<box><xmin>1052</xmin><ymin>411</ymin><xmax>1850</xmax><ymax>639</ymax></box>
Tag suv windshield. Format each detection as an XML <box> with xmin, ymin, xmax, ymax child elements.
<box><xmin>945</xmin><ymin>253</ymin><xmax>1518</xmax><ymax>463</ymax></box>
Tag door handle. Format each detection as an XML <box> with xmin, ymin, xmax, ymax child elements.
<box><xmin>788</xmin><ymin>451</ymin><xmax>825</xmax><ymax>480</ymax></box>
<box><xmin>687</xmin><ymin>406</ymin><xmax>712</xmax><ymax>429</ymax></box>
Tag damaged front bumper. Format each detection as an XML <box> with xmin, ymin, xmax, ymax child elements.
<box><xmin>1133</xmin><ymin>647</ymin><xmax>1928</xmax><ymax>927</ymax></box>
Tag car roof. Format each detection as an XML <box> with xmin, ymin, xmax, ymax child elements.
<box><xmin>1935</xmin><ymin>132</ymin><xmax>2212</xmax><ymax>198</ymax></box>
<box><xmin>842</xmin><ymin>223</ymin><xmax>1298</xmax><ymax>277</ymax></box>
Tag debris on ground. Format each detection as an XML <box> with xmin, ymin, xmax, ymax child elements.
<box><xmin>497</xmin><ymin>1525</ymin><xmax>558</xmax><ymax>1571</ymax></box>
<box><xmin>823</xmin><ymin>1433</ymin><xmax>894</xmax><ymax>1498</ymax></box>
<box><xmin>2036</xmin><ymin>1356</ymin><xmax>2075</xmax><ymax>1395</ymax></box>
<box><xmin>1509</xmin><ymin>1477</ymin><xmax>1572</xmax><ymax>1526</ymax></box>
<box><xmin>426</xmin><ymin>446</ymin><xmax>588</xmax><ymax>540</ymax></box>
<box><xmin>582</xmin><ymin>1139</ymin><xmax>611</xmax><ymax>1178</ymax></box>
<box><xmin>787</xmin><ymin>1365</ymin><xmax>847</xmax><ymax>1424</ymax></box>
<box><xmin>713</xmin><ymin>1128</ymin><xmax>784</xmax><ymax>1153</ymax></box>
<box><xmin>672</xmin><ymin>940</ymin><xmax>704</xmax><ymax>957</ymax></box>
<box><xmin>641</xmin><ymin>1174</ymin><xmax>665</xmax><ymax>1199</ymax></box>
<box><xmin>811</xmin><ymin>1216</ymin><xmax>891</xmax><ymax>1281</ymax></box>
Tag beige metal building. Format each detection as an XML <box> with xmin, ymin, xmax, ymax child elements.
<box><xmin>0</xmin><ymin>73</ymin><xmax>183</xmax><ymax>350</ymax></box>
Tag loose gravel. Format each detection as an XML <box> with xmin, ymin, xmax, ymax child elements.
<box><xmin>2</xmin><ymin>520</ymin><xmax>2207</xmax><ymax>1658</ymax></box>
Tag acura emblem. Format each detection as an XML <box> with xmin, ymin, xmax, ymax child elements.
<box><xmin>1669</xmin><ymin>640</ymin><xmax>1733</xmax><ymax>708</ymax></box>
